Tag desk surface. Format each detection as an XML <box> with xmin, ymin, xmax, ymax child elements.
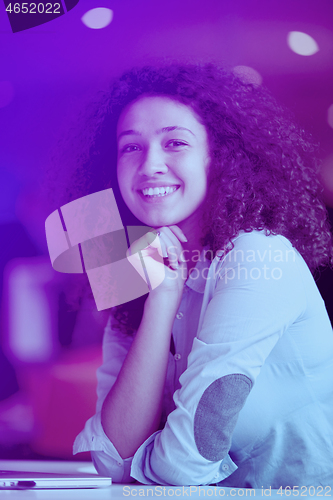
<box><xmin>0</xmin><ymin>460</ymin><xmax>308</xmax><ymax>499</ymax></box>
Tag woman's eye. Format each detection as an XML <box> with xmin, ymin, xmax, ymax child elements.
<box><xmin>166</xmin><ymin>140</ymin><xmax>188</xmax><ymax>148</ymax></box>
<box><xmin>120</xmin><ymin>144</ymin><xmax>141</xmax><ymax>153</ymax></box>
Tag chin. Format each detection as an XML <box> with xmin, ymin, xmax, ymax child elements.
<box><xmin>142</xmin><ymin>219</ymin><xmax>176</xmax><ymax>228</ymax></box>
<box><xmin>132</xmin><ymin>212</ymin><xmax>175</xmax><ymax>228</ymax></box>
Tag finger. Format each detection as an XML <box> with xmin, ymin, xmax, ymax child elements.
<box><xmin>164</xmin><ymin>238</ymin><xmax>180</xmax><ymax>270</ymax></box>
<box><xmin>151</xmin><ymin>231</ymin><xmax>178</xmax><ymax>269</ymax></box>
<box><xmin>148</xmin><ymin>231</ymin><xmax>167</xmax><ymax>259</ymax></box>
<box><xmin>159</xmin><ymin>227</ymin><xmax>185</xmax><ymax>268</ymax></box>
<box><xmin>139</xmin><ymin>232</ymin><xmax>171</xmax><ymax>266</ymax></box>
<box><xmin>127</xmin><ymin>230</ymin><xmax>161</xmax><ymax>254</ymax></box>
<box><xmin>166</xmin><ymin>225</ymin><xmax>188</xmax><ymax>243</ymax></box>
<box><xmin>146</xmin><ymin>227</ymin><xmax>185</xmax><ymax>269</ymax></box>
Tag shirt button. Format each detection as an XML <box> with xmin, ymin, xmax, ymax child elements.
<box><xmin>176</xmin><ymin>312</ymin><xmax>183</xmax><ymax>319</ymax></box>
<box><xmin>117</xmin><ymin>462</ymin><xmax>122</xmax><ymax>467</ymax></box>
<box><xmin>174</xmin><ymin>353</ymin><xmax>182</xmax><ymax>361</ymax></box>
<box><xmin>222</xmin><ymin>464</ymin><xmax>229</xmax><ymax>471</ymax></box>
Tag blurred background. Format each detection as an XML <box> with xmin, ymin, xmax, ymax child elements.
<box><xmin>0</xmin><ymin>0</ymin><xmax>332</xmax><ymax>461</ymax></box>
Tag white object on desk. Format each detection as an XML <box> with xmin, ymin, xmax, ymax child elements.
<box><xmin>0</xmin><ymin>461</ymin><xmax>308</xmax><ymax>499</ymax></box>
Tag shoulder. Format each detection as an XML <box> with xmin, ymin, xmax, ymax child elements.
<box><xmin>213</xmin><ymin>230</ymin><xmax>307</xmax><ymax>312</ymax></box>
<box><xmin>230</xmin><ymin>230</ymin><xmax>295</xmax><ymax>253</ymax></box>
<box><xmin>219</xmin><ymin>230</ymin><xmax>300</xmax><ymax>270</ymax></box>
<box><xmin>200</xmin><ymin>231</ymin><xmax>309</xmax><ymax>342</ymax></box>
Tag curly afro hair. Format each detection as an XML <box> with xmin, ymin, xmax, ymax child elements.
<box><xmin>47</xmin><ymin>63</ymin><xmax>333</xmax><ymax>335</ymax></box>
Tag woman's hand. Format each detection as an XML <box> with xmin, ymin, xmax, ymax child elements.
<box><xmin>126</xmin><ymin>225</ymin><xmax>188</xmax><ymax>306</ymax></box>
<box><xmin>103</xmin><ymin>226</ymin><xmax>188</xmax><ymax>458</ymax></box>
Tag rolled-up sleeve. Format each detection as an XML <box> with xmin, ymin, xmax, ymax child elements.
<box><xmin>73</xmin><ymin>316</ymin><xmax>135</xmax><ymax>482</ymax></box>
<box><xmin>130</xmin><ymin>232</ymin><xmax>306</xmax><ymax>485</ymax></box>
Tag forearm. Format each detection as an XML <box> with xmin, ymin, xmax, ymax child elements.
<box><xmin>101</xmin><ymin>293</ymin><xmax>178</xmax><ymax>459</ymax></box>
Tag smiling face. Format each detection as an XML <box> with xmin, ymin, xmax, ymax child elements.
<box><xmin>116</xmin><ymin>96</ymin><xmax>211</xmax><ymax>228</ymax></box>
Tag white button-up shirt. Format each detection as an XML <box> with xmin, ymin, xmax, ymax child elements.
<box><xmin>74</xmin><ymin>230</ymin><xmax>333</xmax><ymax>488</ymax></box>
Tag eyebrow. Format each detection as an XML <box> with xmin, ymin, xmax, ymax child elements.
<box><xmin>117</xmin><ymin>126</ymin><xmax>195</xmax><ymax>141</ymax></box>
<box><xmin>160</xmin><ymin>126</ymin><xmax>195</xmax><ymax>136</ymax></box>
<box><xmin>117</xmin><ymin>129</ymin><xmax>141</xmax><ymax>140</ymax></box>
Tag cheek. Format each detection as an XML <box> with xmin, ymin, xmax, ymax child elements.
<box><xmin>117</xmin><ymin>157</ymin><xmax>138</xmax><ymax>193</ymax></box>
<box><xmin>117</xmin><ymin>163</ymin><xmax>129</xmax><ymax>186</ymax></box>
<box><xmin>184</xmin><ymin>179</ymin><xmax>207</xmax><ymax>203</ymax></box>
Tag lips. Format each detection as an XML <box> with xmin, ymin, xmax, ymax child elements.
<box><xmin>138</xmin><ymin>185</ymin><xmax>181</xmax><ymax>202</ymax></box>
<box><xmin>137</xmin><ymin>182</ymin><xmax>180</xmax><ymax>190</ymax></box>
<box><xmin>141</xmin><ymin>185</ymin><xmax>179</xmax><ymax>196</ymax></box>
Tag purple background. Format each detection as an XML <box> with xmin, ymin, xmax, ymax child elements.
<box><xmin>0</xmin><ymin>0</ymin><xmax>333</xmax><ymax>460</ymax></box>
<box><xmin>1</xmin><ymin>0</ymin><xmax>333</xmax><ymax>215</ymax></box>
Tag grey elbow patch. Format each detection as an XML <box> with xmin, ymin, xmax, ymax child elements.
<box><xmin>194</xmin><ymin>374</ymin><xmax>253</xmax><ymax>462</ymax></box>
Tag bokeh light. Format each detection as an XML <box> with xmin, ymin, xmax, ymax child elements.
<box><xmin>287</xmin><ymin>31</ymin><xmax>319</xmax><ymax>56</ymax></box>
<box><xmin>0</xmin><ymin>81</ymin><xmax>14</xmax><ymax>108</ymax></box>
<box><xmin>233</xmin><ymin>66</ymin><xmax>263</xmax><ymax>85</ymax></box>
<box><xmin>327</xmin><ymin>104</ymin><xmax>333</xmax><ymax>129</ymax></box>
<box><xmin>81</xmin><ymin>8</ymin><xmax>113</xmax><ymax>30</ymax></box>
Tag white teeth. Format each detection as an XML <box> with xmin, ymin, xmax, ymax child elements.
<box><xmin>141</xmin><ymin>186</ymin><xmax>178</xmax><ymax>197</ymax></box>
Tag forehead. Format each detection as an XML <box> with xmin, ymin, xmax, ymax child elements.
<box><xmin>117</xmin><ymin>95</ymin><xmax>206</xmax><ymax>135</ymax></box>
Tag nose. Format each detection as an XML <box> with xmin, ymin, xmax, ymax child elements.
<box><xmin>138</xmin><ymin>145</ymin><xmax>168</xmax><ymax>176</ymax></box>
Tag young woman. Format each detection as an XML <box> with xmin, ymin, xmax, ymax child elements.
<box><xmin>70</xmin><ymin>64</ymin><xmax>333</xmax><ymax>488</ymax></box>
